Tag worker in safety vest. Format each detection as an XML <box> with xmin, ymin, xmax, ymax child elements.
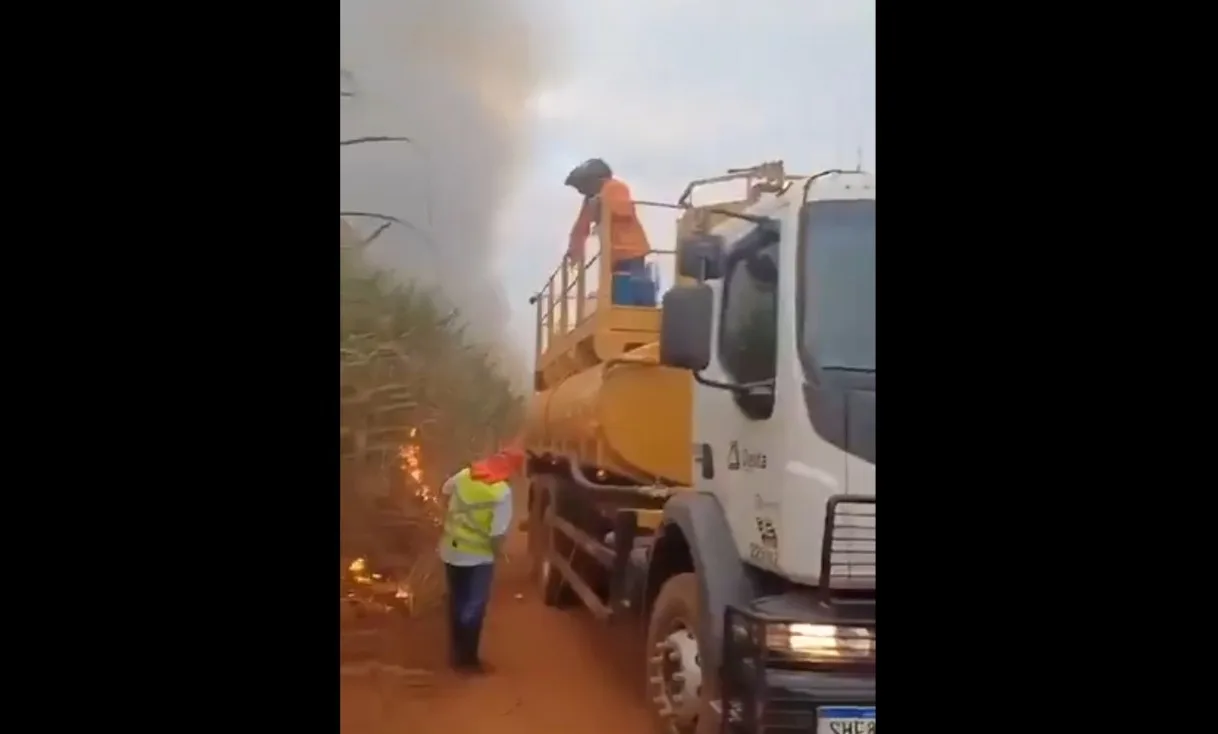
<box><xmin>437</xmin><ymin>446</ymin><xmax>523</xmax><ymax>673</ymax></box>
<box><xmin>564</xmin><ymin>158</ymin><xmax>651</xmax><ymax>281</ymax></box>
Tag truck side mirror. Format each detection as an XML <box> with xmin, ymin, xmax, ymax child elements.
<box><xmin>676</xmin><ymin>234</ymin><xmax>724</xmax><ymax>281</ymax></box>
<box><xmin>659</xmin><ymin>284</ymin><xmax>714</xmax><ymax>371</ymax></box>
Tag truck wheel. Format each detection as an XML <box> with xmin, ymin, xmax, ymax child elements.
<box><xmin>646</xmin><ymin>573</ymin><xmax>714</xmax><ymax>734</ymax></box>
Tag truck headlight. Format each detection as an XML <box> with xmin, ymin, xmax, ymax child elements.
<box><xmin>765</xmin><ymin>623</ymin><xmax>875</xmax><ymax>661</ymax></box>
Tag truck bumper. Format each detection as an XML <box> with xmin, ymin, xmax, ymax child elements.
<box><xmin>718</xmin><ymin>604</ymin><xmax>875</xmax><ymax>733</ymax></box>
<box><xmin>717</xmin><ymin>667</ymin><xmax>875</xmax><ymax>733</ymax></box>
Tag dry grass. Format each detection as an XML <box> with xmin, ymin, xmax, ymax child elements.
<box><xmin>339</xmin><ymin>236</ymin><xmax>522</xmax><ymax>618</ymax></box>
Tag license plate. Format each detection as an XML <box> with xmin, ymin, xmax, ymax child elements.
<box><xmin>817</xmin><ymin>706</ymin><xmax>875</xmax><ymax>734</ymax></box>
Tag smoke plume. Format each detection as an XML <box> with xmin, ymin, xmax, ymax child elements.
<box><xmin>340</xmin><ymin>0</ymin><xmax>559</xmax><ymax>376</ymax></box>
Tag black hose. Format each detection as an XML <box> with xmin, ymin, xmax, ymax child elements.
<box><xmin>566</xmin><ymin>456</ymin><xmax>670</xmax><ymax>499</ymax></box>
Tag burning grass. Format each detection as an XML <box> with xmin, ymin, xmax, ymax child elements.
<box><xmin>342</xmin><ymin>432</ymin><xmax>445</xmax><ymax>619</ymax></box>
<box><xmin>340</xmin><ymin>243</ymin><xmax>521</xmax><ymax>624</ymax></box>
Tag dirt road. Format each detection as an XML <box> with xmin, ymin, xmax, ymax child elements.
<box><xmin>341</xmin><ymin>528</ymin><xmax>653</xmax><ymax>734</ymax></box>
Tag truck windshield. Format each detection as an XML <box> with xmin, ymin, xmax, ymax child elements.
<box><xmin>798</xmin><ymin>199</ymin><xmax>876</xmax><ymax>373</ymax></box>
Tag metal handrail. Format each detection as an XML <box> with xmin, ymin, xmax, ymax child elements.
<box><xmin>530</xmin><ymin>199</ymin><xmax>686</xmax><ymax>366</ymax></box>
<box><xmin>528</xmin><ymin>165</ymin><xmax>814</xmax><ymax>367</ymax></box>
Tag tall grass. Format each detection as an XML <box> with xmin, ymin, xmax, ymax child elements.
<box><xmin>340</xmin><ymin>233</ymin><xmax>523</xmax><ymax>613</ymax></box>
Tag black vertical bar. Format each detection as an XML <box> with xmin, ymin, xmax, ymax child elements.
<box><xmin>721</xmin><ymin>609</ymin><xmax>735</xmax><ymax>733</ymax></box>
<box><xmin>819</xmin><ymin>495</ymin><xmax>841</xmax><ymax>604</ymax></box>
<box><xmin>754</xmin><ymin>613</ymin><xmax>771</xmax><ymax>732</ymax></box>
<box><xmin>609</xmin><ymin>510</ymin><xmax>638</xmax><ymax>614</ymax></box>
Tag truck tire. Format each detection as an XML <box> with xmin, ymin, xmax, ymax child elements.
<box><xmin>646</xmin><ymin>573</ymin><xmax>715</xmax><ymax>734</ymax></box>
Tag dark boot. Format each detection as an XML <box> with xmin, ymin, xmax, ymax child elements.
<box><xmin>454</xmin><ymin>624</ymin><xmax>478</xmax><ymax>669</ymax></box>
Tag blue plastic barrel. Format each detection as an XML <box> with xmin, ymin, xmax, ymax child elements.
<box><xmin>612</xmin><ymin>273</ymin><xmax>634</xmax><ymax>305</ymax></box>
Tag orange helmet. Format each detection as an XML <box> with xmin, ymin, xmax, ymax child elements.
<box><xmin>470</xmin><ymin>445</ymin><xmax>525</xmax><ymax>483</ymax></box>
<box><xmin>497</xmin><ymin>444</ymin><xmax>525</xmax><ymax>474</ymax></box>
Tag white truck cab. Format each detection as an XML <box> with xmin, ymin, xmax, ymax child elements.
<box><xmin>657</xmin><ymin>168</ymin><xmax>876</xmax><ymax>733</ymax></box>
<box><xmin>523</xmin><ymin>162</ymin><xmax>875</xmax><ymax>734</ymax></box>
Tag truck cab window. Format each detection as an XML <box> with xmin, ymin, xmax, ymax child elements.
<box><xmin>718</xmin><ymin>236</ymin><xmax>778</xmax><ymax>420</ymax></box>
<box><xmin>798</xmin><ymin>199</ymin><xmax>875</xmax><ymax>375</ymax></box>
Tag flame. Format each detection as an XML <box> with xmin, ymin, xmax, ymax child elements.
<box><xmin>344</xmin><ymin>435</ymin><xmax>444</xmax><ymax>609</ymax></box>
<box><xmin>399</xmin><ymin>429</ymin><xmax>437</xmax><ymax>505</ymax></box>
<box><xmin>396</xmin><ymin>427</ymin><xmax>443</xmax><ymax>597</ymax></box>
<box><xmin>347</xmin><ymin>557</ymin><xmax>373</xmax><ymax>585</ymax></box>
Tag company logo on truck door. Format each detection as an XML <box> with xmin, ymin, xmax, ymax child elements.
<box><xmin>726</xmin><ymin>441</ymin><xmax>767</xmax><ymax>471</ymax></box>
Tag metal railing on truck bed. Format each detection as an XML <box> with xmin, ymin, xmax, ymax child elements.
<box><xmin>529</xmin><ymin>161</ymin><xmax>804</xmax><ymax>393</ymax></box>
<box><xmin>530</xmin><ymin>212</ymin><xmax>675</xmax><ymax>391</ymax></box>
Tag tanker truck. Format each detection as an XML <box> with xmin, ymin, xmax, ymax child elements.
<box><xmin>523</xmin><ymin>162</ymin><xmax>875</xmax><ymax>734</ymax></box>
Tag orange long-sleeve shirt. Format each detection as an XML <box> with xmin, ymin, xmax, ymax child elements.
<box><xmin>567</xmin><ymin>177</ymin><xmax>651</xmax><ymax>262</ymax></box>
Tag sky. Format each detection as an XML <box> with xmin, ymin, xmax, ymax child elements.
<box><xmin>340</xmin><ymin>0</ymin><xmax>875</xmax><ymax>388</ymax></box>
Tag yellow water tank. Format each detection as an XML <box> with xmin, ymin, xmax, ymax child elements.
<box><xmin>523</xmin><ymin>343</ymin><xmax>692</xmax><ymax>486</ymax></box>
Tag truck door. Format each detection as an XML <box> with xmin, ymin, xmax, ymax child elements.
<box><xmin>694</xmin><ymin>220</ymin><xmax>785</xmax><ymax>571</ymax></box>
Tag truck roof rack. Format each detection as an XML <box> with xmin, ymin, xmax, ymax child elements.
<box><xmin>674</xmin><ymin>161</ymin><xmax>806</xmax><ymax>247</ymax></box>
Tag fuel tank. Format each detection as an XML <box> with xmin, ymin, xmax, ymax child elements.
<box><xmin>523</xmin><ymin>343</ymin><xmax>692</xmax><ymax>485</ymax></box>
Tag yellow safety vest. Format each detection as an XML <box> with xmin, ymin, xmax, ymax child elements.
<box><xmin>441</xmin><ymin>468</ymin><xmax>509</xmax><ymax>557</ymax></box>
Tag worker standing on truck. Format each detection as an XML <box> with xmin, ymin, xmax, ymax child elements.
<box><xmin>437</xmin><ymin>447</ymin><xmax>522</xmax><ymax>674</ymax></box>
<box><xmin>564</xmin><ymin>158</ymin><xmax>651</xmax><ymax>282</ymax></box>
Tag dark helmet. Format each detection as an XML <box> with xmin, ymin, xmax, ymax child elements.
<box><xmin>564</xmin><ymin>158</ymin><xmax>613</xmax><ymax>192</ymax></box>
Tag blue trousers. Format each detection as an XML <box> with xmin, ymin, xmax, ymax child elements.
<box><xmin>444</xmin><ymin>562</ymin><xmax>495</xmax><ymax>666</ymax></box>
